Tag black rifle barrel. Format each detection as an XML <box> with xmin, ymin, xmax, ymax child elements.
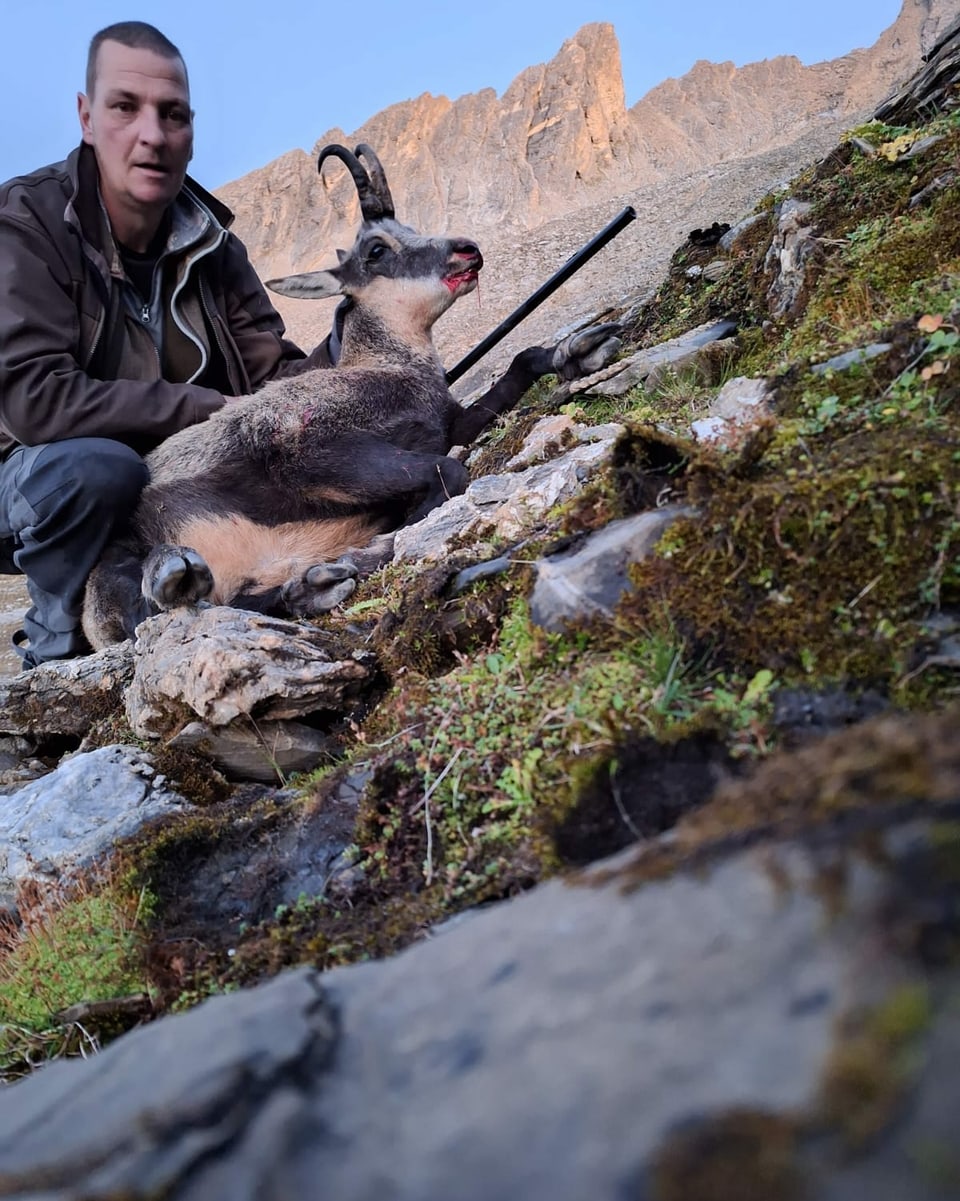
<box><xmin>445</xmin><ymin>204</ymin><xmax>637</xmax><ymax>385</ymax></box>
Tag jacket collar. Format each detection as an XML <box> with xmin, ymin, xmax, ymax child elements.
<box><xmin>65</xmin><ymin>143</ymin><xmax>235</xmax><ymax>265</ymax></box>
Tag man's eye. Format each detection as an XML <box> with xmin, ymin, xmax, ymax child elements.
<box><xmin>113</xmin><ymin>102</ymin><xmax>136</xmax><ymax>113</ymax></box>
<box><xmin>165</xmin><ymin>108</ymin><xmax>191</xmax><ymax>125</ymax></box>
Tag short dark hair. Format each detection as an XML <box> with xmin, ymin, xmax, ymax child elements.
<box><xmin>85</xmin><ymin>21</ymin><xmax>188</xmax><ymax>97</ymax></box>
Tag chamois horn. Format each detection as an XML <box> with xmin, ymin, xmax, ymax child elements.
<box><xmin>317</xmin><ymin>143</ymin><xmax>392</xmax><ymax>222</ymax></box>
<box><xmin>355</xmin><ymin>143</ymin><xmax>396</xmax><ymax>220</ymax></box>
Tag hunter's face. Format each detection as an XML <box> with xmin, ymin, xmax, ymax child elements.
<box><xmin>78</xmin><ymin>40</ymin><xmax>193</xmax><ymax>239</ymax></box>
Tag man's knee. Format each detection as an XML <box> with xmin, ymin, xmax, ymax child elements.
<box><xmin>18</xmin><ymin>439</ymin><xmax>148</xmax><ymax>520</ymax></box>
<box><xmin>75</xmin><ymin>442</ymin><xmax>150</xmax><ymax>511</ymax></box>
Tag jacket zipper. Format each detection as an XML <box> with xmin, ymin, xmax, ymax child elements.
<box><xmin>170</xmin><ymin>229</ymin><xmax>227</xmax><ymax>383</ymax></box>
<box><xmin>199</xmin><ymin>283</ymin><xmax>246</xmax><ymax>394</ymax></box>
<box><xmin>130</xmin><ymin>275</ymin><xmax>161</xmax><ymax>372</ymax></box>
<box><xmin>84</xmin><ymin>309</ymin><xmax>107</xmax><ymax>371</ymax></box>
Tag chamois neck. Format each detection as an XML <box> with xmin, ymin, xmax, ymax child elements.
<box><xmin>338</xmin><ymin>305</ymin><xmax>441</xmax><ymax>371</ymax></box>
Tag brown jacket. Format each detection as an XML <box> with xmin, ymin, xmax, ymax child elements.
<box><xmin>0</xmin><ymin>143</ymin><xmax>332</xmax><ymax>457</ymax></box>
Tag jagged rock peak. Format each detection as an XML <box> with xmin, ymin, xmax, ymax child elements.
<box><xmin>218</xmin><ymin>22</ymin><xmax>634</xmax><ymax>259</ymax></box>
<box><xmin>219</xmin><ymin>5</ymin><xmax>955</xmax><ymax>262</ymax></box>
<box><xmin>216</xmin><ymin>1</ymin><xmax>960</xmax><ymax>358</ymax></box>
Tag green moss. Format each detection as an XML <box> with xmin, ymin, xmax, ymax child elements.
<box><xmin>652</xmin><ymin>1109</ymin><xmax>804</xmax><ymax>1201</ymax></box>
<box><xmin>871</xmin><ymin>983</ymin><xmax>931</xmax><ymax>1043</ymax></box>
<box><xmin>819</xmin><ymin>983</ymin><xmax>931</xmax><ymax>1148</ymax></box>
<box><xmin>0</xmin><ymin>879</ymin><xmax>153</xmax><ymax>1079</ymax></box>
<box><xmin>591</xmin><ymin>707</ymin><xmax>960</xmax><ymax>893</ymax></box>
<box><xmin>619</xmin><ymin>402</ymin><xmax>960</xmax><ymax>686</ymax></box>
<box><xmin>220</xmin><ymin>889</ymin><xmax>445</xmax><ymax>989</ymax></box>
<box><xmin>370</xmin><ymin>557</ymin><xmax>521</xmax><ymax>681</ymax></box>
<box><xmin>358</xmin><ymin>598</ymin><xmax>782</xmax><ymax>906</ymax></box>
<box><xmin>611</xmin><ymin>128</ymin><xmax>960</xmax><ymax>702</ymax></box>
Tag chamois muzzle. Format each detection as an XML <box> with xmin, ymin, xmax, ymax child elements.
<box><xmin>443</xmin><ymin>239</ymin><xmax>483</xmax><ymax>293</ymax></box>
<box><xmin>450</xmin><ymin>239</ymin><xmax>483</xmax><ymax>269</ymax></box>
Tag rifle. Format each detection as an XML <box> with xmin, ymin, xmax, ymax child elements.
<box><xmin>445</xmin><ymin>205</ymin><xmax>637</xmax><ymax>385</ymax></box>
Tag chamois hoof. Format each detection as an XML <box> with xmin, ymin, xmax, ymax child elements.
<box><xmin>552</xmin><ymin>322</ymin><xmax>623</xmax><ymax>380</ymax></box>
<box><xmin>142</xmin><ymin>545</ymin><xmax>215</xmax><ymax>609</ymax></box>
<box><xmin>282</xmin><ymin>557</ymin><xmax>358</xmax><ymax>615</ymax></box>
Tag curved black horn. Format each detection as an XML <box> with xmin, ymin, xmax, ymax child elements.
<box><xmin>317</xmin><ymin>144</ymin><xmax>385</xmax><ymax>222</ymax></box>
<box><xmin>355</xmin><ymin>143</ymin><xmax>396</xmax><ymax>220</ymax></box>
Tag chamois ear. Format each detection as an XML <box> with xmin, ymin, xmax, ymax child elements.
<box><xmin>335</xmin><ymin>248</ymin><xmax>349</xmax><ymax>264</ymax></box>
<box><xmin>265</xmin><ymin>269</ymin><xmax>343</xmax><ymax>300</ymax></box>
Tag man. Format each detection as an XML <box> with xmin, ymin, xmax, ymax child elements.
<box><xmin>0</xmin><ymin>21</ymin><xmax>334</xmax><ymax>667</ymax></box>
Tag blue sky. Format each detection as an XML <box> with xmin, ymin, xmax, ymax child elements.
<box><xmin>3</xmin><ymin>0</ymin><xmax>902</xmax><ymax>189</ymax></box>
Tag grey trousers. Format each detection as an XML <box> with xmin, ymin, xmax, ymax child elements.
<box><xmin>0</xmin><ymin>439</ymin><xmax>149</xmax><ymax>666</ymax></box>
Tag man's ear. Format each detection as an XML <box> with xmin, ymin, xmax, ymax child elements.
<box><xmin>77</xmin><ymin>92</ymin><xmax>94</xmax><ymax>145</ymax></box>
<box><xmin>265</xmin><ymin>268</ymin><xmax>344</xmax><ymax>300</ymax></box>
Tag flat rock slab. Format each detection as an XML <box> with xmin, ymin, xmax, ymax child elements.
<box><xmin>765</xmin><ymin>198</ymin><xmax>815</xmax><ymax>318</ymax></box>
<box><xmin>0</xmin><ymin>642</ymin><xmax>134</xmax><ymax>738</ymax></box>
<box><xmin>0</xmin><ymin>814</ymin><xmax>956</xmax><ymax>1199</ymax></box>
<box><xmin>0</xmin><ymin>744</ymin><xmax>189</xmax><ymax>908</ymax></box>
<box><xmin>502</xmin><ymin>416</ymin><xmax>625</xmax><ymax>470</ymax></box>
<box><xmin>0</xmin><ymin>969</ymin><xmax>337</xmax><ymax>1197</ymax></box>
<box><xmin>530</xmin><ymin>506</ymin><xmax>695</xmax><ymax>629</ymax></box>
<box><xmin>568</xmin><ymin>318</ymin><xmax>738</xmax><ymax>397</ymax></box>
<box><xmin>394</xmin><ymin>434</ymin><xmax>621</xmax><ymax>563</ymax></box>
<box><xmin>127</xmin><ymin>606</ymin><xmax>373</xmax><ymax>738</ymax></box>
<box><xmin>690</xmin><ymin>375</ymin><xmax>772</xmax><ymax>446</ymax></box>
<box><xmin>168</xmin><ymin>717</ymin><xmax>341</xmax><ymax>784</ymax></box>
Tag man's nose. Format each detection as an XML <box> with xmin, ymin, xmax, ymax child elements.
<box><xmin>136</xmin><ymin>107</ymin><xmax>166</xmax><ymax>145</ymax></box>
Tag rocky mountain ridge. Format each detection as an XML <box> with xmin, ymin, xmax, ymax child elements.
<box><xmin>219</xmin><ymin>0</ymin><xmax>960</xmax><ymax>376</ymax></box>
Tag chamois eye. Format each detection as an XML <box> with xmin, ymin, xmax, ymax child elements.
<box><xmin>367</xmin><ymin>242</ymin><xmax>387</xmax><ymax>262</ymax></box>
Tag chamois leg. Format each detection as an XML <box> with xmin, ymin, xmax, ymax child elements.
<box><xmin>348</xmin><ymin>445</ymin><xmax>468</xmax><ymax>525</ymax></box>
<box><xmin>449</xmin><ymin>346</ymin><xmax>553</xmax><ymax>446</ymax></box>
<box><xmin>227</xmin><ymin>559</ymin><xmax>357</xmax><ymax>620</ymax></box>
<box><xmin>448</xmin><ymin>324</ymin><xmax>623</xmax><ymax>446</ymax></box>
<box><xmin>279</xmin><ymin>532</ymin><xmax>398</xmax><ymax>617</ymax></box>
<box><xmin>83</xmin><ymin>538</ymin><xmax>157</xmax><ymax>649</ymax></box>
<box><xmin>270</xmin><ymin>437</ymin><xmax>468</xmax><ymax>617</ymax></box>
<box><xmin>297</xmin><ymin>434</ymin><xmax>470</xmax><ymax>525</ymax></box>
<box><xmin>280</xmin><ymin>558</ymin><xmax>359</xmax><ymax>616</ymax></box>
<box><xmin>142</xmin><ymin>544</ymin><xmax>215</xmax><ymax>610</ymax></box>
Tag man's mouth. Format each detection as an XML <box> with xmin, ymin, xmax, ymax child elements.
<box><xmin>135</xmin><ymin>163</ymin><xmax>169</xmax><ymax>175</ymax></box>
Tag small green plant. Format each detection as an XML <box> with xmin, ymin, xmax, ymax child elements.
<box><xmin>340</xmin><ymin>595</ymin><xmax>391</xmax><ymax>618</ymax></box>
<box><xmin>703</xmin><ymin>668</ymin><xmax>778</xmax><ymax>756</ymax></box>
<box><xmin>359</xmin><ymin>600</ymin><xmax>732</xmax><ymax>902</ymax></box>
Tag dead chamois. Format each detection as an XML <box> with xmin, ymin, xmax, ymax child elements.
<box><xmin>83</xmin><ymin>143</ymin><xmax>619</xmax><ymax>646</ymax></box>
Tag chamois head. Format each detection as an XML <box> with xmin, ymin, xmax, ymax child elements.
<box><xmin>266</xmin><ymin>143</ymin><xmax>482</xmax><ymax>330</ymax></box>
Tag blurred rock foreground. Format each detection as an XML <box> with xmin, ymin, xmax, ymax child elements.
<box><xmin>2</xmin><ymin>4</ymin><xmax>960</xmax><ymax>1197</ymax></box>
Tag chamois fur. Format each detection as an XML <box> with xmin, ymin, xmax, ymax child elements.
<box><xmin>83</xmin><ymin>143</ymin><xmax>620</xmax><ymax>648</ymax></box>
